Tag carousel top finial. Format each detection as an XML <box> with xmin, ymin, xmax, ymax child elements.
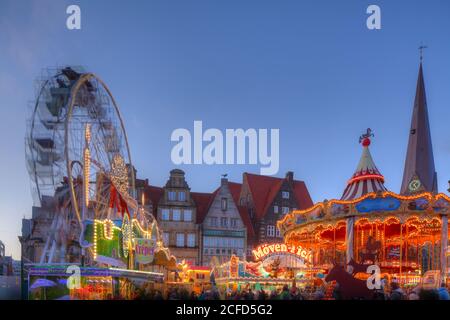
<box><xmin>341</xmin><ymin>128</ymin><xmax>387</xmax><ymax>200</ymax></box>
<box><xmin>359</xmin><ymin>128</ymin><xmax>374</xmax><ymax>147</ymax></box>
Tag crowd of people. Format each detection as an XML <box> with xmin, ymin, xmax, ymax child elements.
<box><xmin>119</xmin><ymin>280</ymin><xmax>450</xmax><ymax>300</ymax></box>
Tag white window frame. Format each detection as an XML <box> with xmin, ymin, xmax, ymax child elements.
<box><xmin>282</xmin><ymin>206</ymin><xmax>290</xmax><ymax>215</ymax></box>
<box><xmin>267</xmin><ymin>225</ymin><xmax>275</xmax><ymax>237</ymax></box>
<box><xmin>220</xmin><ymin>217</ymin><xmax>228</xmax><ymax>227</ymax></box>
<box><xmin>276</xmin><ymin>227</ymin><xmax>281</xmax><ymax>238</ymax></box>
<box><xmin>187</xmin><ymin>233</ymin><xmax>195</xmax><ymax>247</ymax></box>
<box><xmin>172</xmin><ymin>209</ymin><xmax>181</xmax><ymax>221</ymax></box>
<box><xmin>168</xmin><ymin>191</ymin><xmax>176</xmax><ymax>201</ymax></box>
<box><xmin>221</xmin><ymin>197</ymin><xmax>228</xmax><ymax>211</ymax></box>
<box><xmin>282</xmin><ymin>191</ymin><xmax>290</xmax><ymax>199</ymax></box>
<box><xmin>273</xmin><ymin>205</ymin><xmax>279</xmax><ymax>213</ymax></box>
<box><xmin>161</xmin><ymin>208</ymin><xmax>170</xmax><ymax>220</ymax></box>
<box><xmin>178</xmin><ymin>191</ymin><xmax>186</xmax><ymax>201</ymax></box>
<box><xmin>183</xmin><ymin>209</ymin><xmax>192</xmax><ymax>222</ymax></box>
<box><xmin>176</xmin><ymin>233</ymin><xmax>185</xmax><ymax>247</ymax></box>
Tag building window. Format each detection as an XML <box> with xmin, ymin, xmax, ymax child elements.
<box><xmin>231</xmin><ymin>218</ymin><xmax>238</xmax><ymax>228</ymax></box>
<box><xmin>168</xmin><ymin>191</ymin><xmax>176</xmax><ymax>201</ymax></box>
<box><xmin>161</xmin><ymin>208</ymin><xmax>170</xmax><ymax>220</ymax></box>
<box><xmin>267</xmin><ymin>225</ymin><xmax>275</xmax><ymax>237</ymax></box>
<box><xmin>187</xmin><ymin>234</ymin><xmax>195</xmax><ymax>247</ymax></box>
<box><xmin>210</xmin><ymin>217</ymin><xmax>218</xmax><ymax>227</ymax></box>
<box><xmin>273</xmin><ymin>205</ymin><xmax>279</xmax><ymax>213</ymax></box>
<box><xmin>172</xmin><ymin>209</ymin><xmax>181</xmax><ymax>221</ymax></box>
<box><xmin>282</xmin><ymin>207</ymin><xmax>290</xmax><ymax>215</ymax></box>
<box><xmin>163</xmin><ymin>232</ymin><xmax>169</xmax><ymax>246</ymax></box>
<box><xmin>178</xmin><ymin>191</ymin><xmax>186</xmax><ymax>201</ymax></box>
<box><xmin>276</xmin><ymin>227</ymin><xmax>281</xmax><ymax>238</ymax></box>
<box><xmin>183</xmin><ymin>209</ymin><xmax>192</xmax><ymax>222</ymax></box>
<box><xmin>176</xmin><ymin>233</ymin><xmax>185</xmax><ymax>247</ymax></box>
<box><xmin>282</xmin><ymin>191</ymin><xmax>290</xmax><ymax>199</ymax></box>
<box><xmin>221</xmin><ymin>198</ymin><xmax>228</xmax><ymax>211</ymax></box>
<box><xmin>220</xmin><ymin>217</ymin><xmax>228</xmax><ymax>228</ymax></box>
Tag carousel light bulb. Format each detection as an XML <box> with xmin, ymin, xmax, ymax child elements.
<box><xmin>84</xmin><ymin>147</ymin><xmax>90</xmax><ymax>208</ymax></box>
<box><xmin>85</xmin><ymin>123</ymin><xmax>91</xmax><ymax>143</ymax></box>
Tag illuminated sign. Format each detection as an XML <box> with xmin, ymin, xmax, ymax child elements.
<box><xmin>229</xmin><ymin>255</ymin><xmax>239</xmax><ymax>278</ymax></box>
<box><xmin>134</xmin><ymin>238</ymin><xmax>155</xmax><ymax>264</ymax></box>
<box><xmin>252</xmin><ymin>243</ymin><xmax>312</xmax><ymax>263</ymax></box>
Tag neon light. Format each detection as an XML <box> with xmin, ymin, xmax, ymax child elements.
<box><xmin>252</xmin><ymin>243</ymin><xmax>312</xmax><ymax>263</ymax></box>
<box><xmin>347</xmin><ymin>174</ymin><xmax>384</xmax><ymax>185</ymax></box>
<box><xmin>277</xmin><ymin>191</ymin><xmax>450</xmax><ymax>230</ymax></box>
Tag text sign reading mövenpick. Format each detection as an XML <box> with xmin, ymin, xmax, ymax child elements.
<box><xmin>252</xmin><ymin>243</ymin><xmax>312</xmax><ymax>263</ymax></box>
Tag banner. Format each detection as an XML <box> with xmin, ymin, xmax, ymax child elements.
<box><xmin>134</xmin><ymin>238</ymin><xmax>156</xmax><ymax>264</ymax></box>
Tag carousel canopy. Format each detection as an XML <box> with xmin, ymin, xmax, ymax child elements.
<box><xmin>341</xmin><ymin>130</ymin><xmax>387</xmax><ymax>201</ymax></box>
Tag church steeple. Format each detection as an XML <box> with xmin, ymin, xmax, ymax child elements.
<box><xmin>400</xmin><ymin>59</ymin><xmax>437</xmax><ymax>195</ymax></box>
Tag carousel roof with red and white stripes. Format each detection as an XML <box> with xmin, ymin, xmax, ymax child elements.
<box><xmin>341</xmin><ymin>135</ymin><xmax>387</xmax><ymax>200</ymax></box>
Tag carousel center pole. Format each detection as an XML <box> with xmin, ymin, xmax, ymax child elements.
<box><xmin>440</xmin><ymin>215</ymin><xmax>448</xmax><ymax>281</ymax></box>
<box><xmin>345</xmin><ymin>216</ymin><xmax>355</xmax><ymax>271</ymax></box>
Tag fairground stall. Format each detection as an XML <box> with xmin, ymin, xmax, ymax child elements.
<box><xmin>164</xmin><ymin>261</ymin><xmax>212</xmax><ymax>295</ymax></box>
<box><xmin>214</xmin><ymin>243</ymin><xmax>324</xmax><ymax>295</ymax></box>
<box><xmin>26</xmin><ymin>264</ymin><xmax>164</xmax><ymax>300</ymax></box>
<box><xmin>24</xmin><ymin>66</ymin><xmax>176</xmax><ymax>299</ymax></box>
<box><xmin>278</xmin><ymin>134</ymin><xmax>450</xmax><ymax>287</ymax></box>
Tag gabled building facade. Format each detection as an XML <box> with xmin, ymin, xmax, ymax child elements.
<box><xmin>141</xmin><ymin>169</ymin><xmax>312</xmax><ymax>265</ymax></box>
<box><xmin>153</xmin><ymin>169</ymin><xmax>200</xmax><ymax>265</ymax></box>
<box><xmin>199</xmin><ymin>178</ymin><xmax>252</xmax><ymax>266</ymax></box>
<box><xmin>239</xmin><ymin>171</ymin><xmax>313</xmax><ymax>260</ymax></box>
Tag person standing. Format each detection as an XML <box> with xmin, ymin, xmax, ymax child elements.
<box><xmin>438</xmin><ymin>283</ymin><xmax>450</xmax><ymax>300</ymax></box>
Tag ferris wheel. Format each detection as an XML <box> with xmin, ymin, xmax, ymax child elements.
<box><xmin>25</xmin><ymin>66</ymin><xmax>142</xmax><ymax>263</ymax></box>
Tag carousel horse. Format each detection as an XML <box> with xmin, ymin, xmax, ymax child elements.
<box><xmin>347</xmin><ymin>258</ymin><xmax>371</xmax><ymax>276</ymax></box>
<box><xmin>325</xmin><ymin>264</ymin><xmax>373</xmax><ymax>300</ymax></box>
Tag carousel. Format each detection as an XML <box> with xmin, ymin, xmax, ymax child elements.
<box><xmin>278</xmin><ymin>131</ymin><xmax>450</xmax><ymax>287</ymax></box>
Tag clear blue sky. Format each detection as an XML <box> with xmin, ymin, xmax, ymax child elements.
<box><xmin>1</xmin><ymin>0</ymin><xmax>450</xmax><ymax>259</ymax></box>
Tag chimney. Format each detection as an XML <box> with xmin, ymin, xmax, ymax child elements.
<box><xmin>286</xmin><ymin>171</ymin><xmax>294</xmax><ymax>184</ymax></box>
<box><xmin>221</xmin><ymin>177</ymin><xmax>228</xmax><ymax>186</ymax></box>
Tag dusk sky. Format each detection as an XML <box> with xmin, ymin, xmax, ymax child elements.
<box><xmin>1</xmin><ymin>0</ymin><xmax>450</xmax><ymax>259</ymax></box>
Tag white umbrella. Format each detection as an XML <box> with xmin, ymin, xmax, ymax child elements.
<box><xmin>30</xmin><ymin>278</ymin><xmax>57</xmax><ymax>290</ymax></box>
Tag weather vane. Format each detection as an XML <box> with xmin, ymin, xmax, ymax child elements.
<box><xmin>419</xmin><ymin>43</ymin><xmax>428</xmax><ymax>62</ymax></box>
<box><xmin>359</xmin><ymin>128</ymin><xmax>374</xmax><ymax>144</ymax></box>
